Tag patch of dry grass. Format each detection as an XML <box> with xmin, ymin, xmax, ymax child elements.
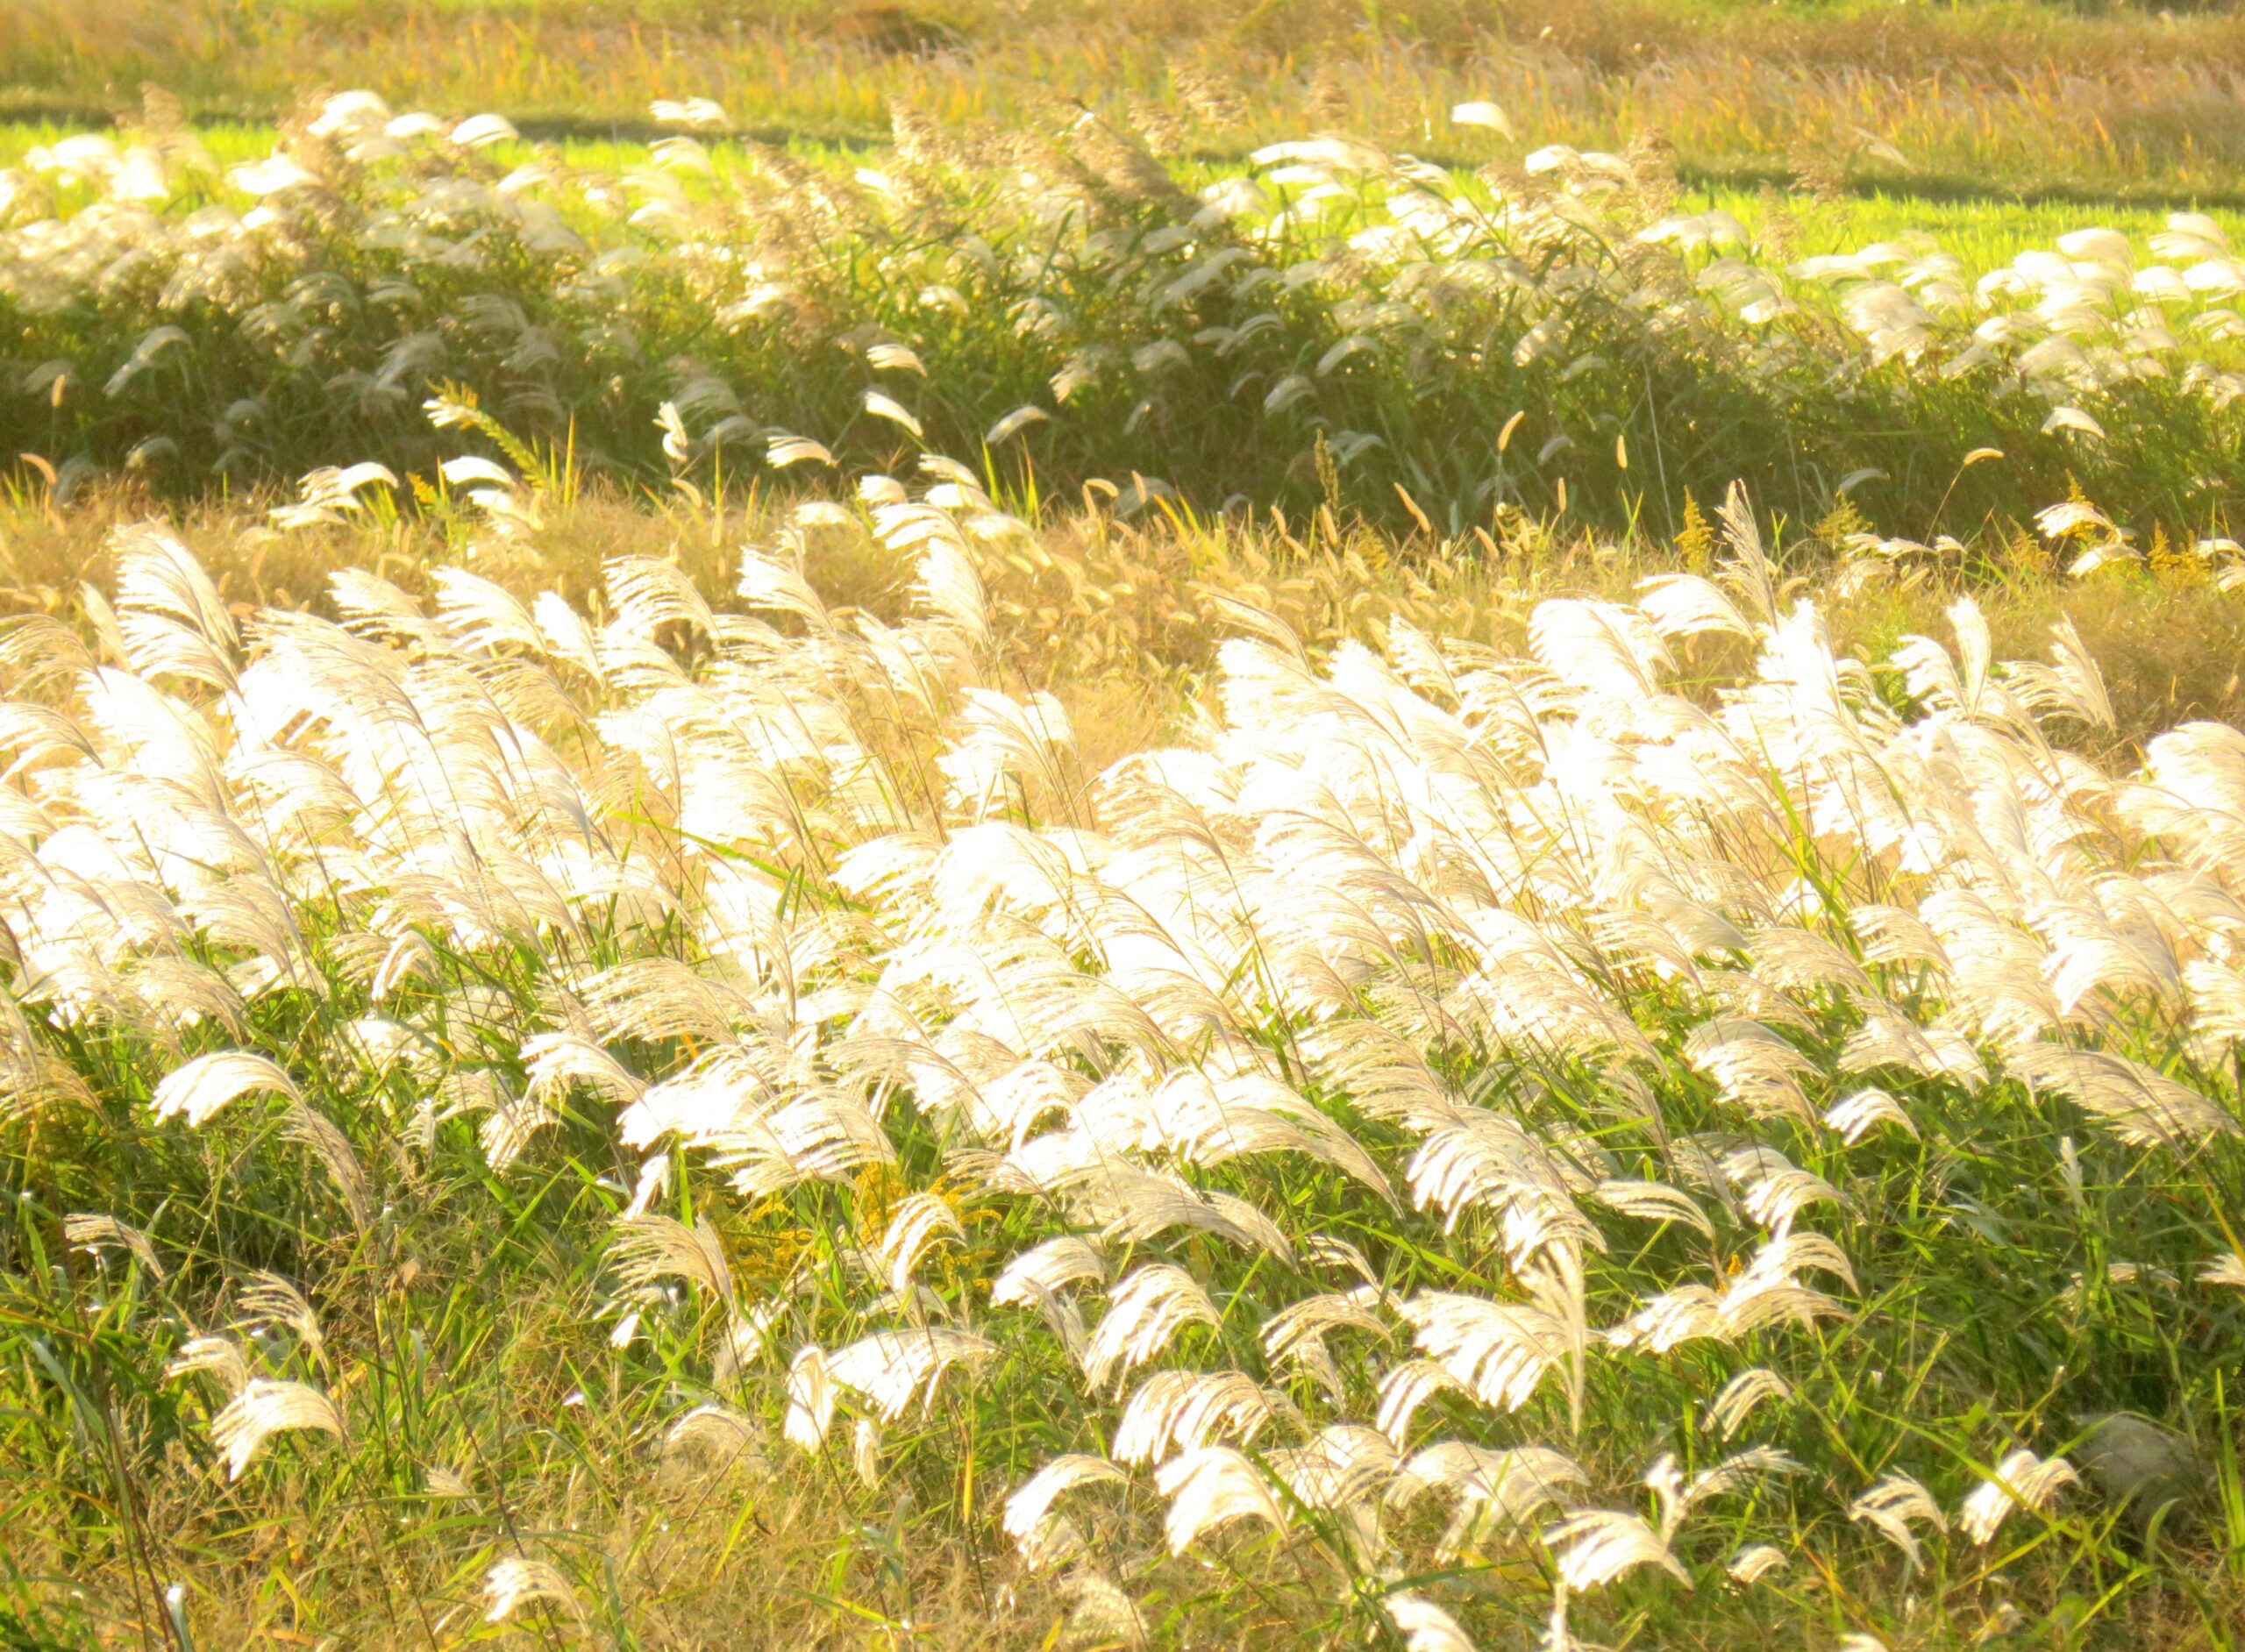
<box><xmin>10</xmin><ymin>483</ymin><xmax>2240</xmax><ymax>757</ymax></box>
<box><xmin>8</xmin><ymin>0</ymin><xmax>2245</xmax><ymax>198</ymax></box>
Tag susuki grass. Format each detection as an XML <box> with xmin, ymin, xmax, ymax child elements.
<box><xmin>6</xmin><ymin>118</ymin><xmax>2237</xmax><ymax>292</ymax></box>
<box><xmin>4</xmin><ymin>403</ymin><xmax>2245</xmax><ymax>1647</ymax></box>
<box><xmin>7</xmin><ymin>20</ymin><xmax>2245</xmax><ymax>1648</ymax></box>
<box><xmin>7</xmin><ymin>87</ymin><xmax>2245</xmax><ymax>548</ymax></box>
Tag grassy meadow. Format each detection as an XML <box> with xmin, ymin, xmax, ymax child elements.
<box><xmin>12</xmin><ymin>0</ymin><xmax>2245</xmax><ymax>201</ymax></box>
<box><xmin>6</xmin><ymin>4</ymin><xmax>2245</xmax><ymax>1650</ymax></box>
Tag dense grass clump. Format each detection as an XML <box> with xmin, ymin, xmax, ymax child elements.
<box><xmin>2</xmin><ymin>420</ymin><xmax>2243</xmax><ymax>1647</ymax></box>
<box><xmin>4</xmin><ymin>90</ymin><xmax>2245</xmax><ymax>544</ymax></box>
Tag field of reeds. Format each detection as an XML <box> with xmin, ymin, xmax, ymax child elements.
<box><xmin>6</xmin><ymin>6</ymin><xmax>2245</xmax><ymax>1647</ymax></box>
<box><xmin>7</xmin><ymin>388</ymin><xmax>2245</xmax><ymax>1650</ymax></box>
<box><xmin>7</xmin><ymin>84</ymin><xmax>2245</xmax><ymax>547</ymax></box>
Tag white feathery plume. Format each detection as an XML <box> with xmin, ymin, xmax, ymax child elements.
<box><xmin>1080</xmin><ymin>1263</ymin><xmax>1222</xmax><ymax>1392</ymax></box>
<box><xmin>432</xmin><ymin>566</ymin><xmax>543</xmax><ymax>655</ymax></box>
<box><xmin>1645</xmin><ymin>1445</ymin><xmax>1802</xmax><ymax>1538</ymax></box>
<box><xmin>210</xmin><ymin>1378</ymin><xmax>345</xmax><ymax>1479</ymax></box>
<box><xmin>1542</xmin><ymin>1507</ymin><xmax>1692</xmax><ymax>1591</ymax></box>
<box><xmin>472</xmin><ymin>1082</ymin><xmax>558</xmax><ymax>1177</ymax></box>
<box><xmin>1450</xmin><ymin>100</ymin><xmax>1514</xmax><ymax>137</ymax></box>
<box><xmin>1383</xmin><ymin>1590</ymin><xmax>1479</xmax><ymax>1652</ymax></box>
<box><xmin>150</xmin><ymin>1051</ymin><xmax>300</xmax><ymax>1127</ymax></box>
<box><xmin>1112</xmin><ymin>1370</ymin><xmax>1283</xmax><ymax>1466</ymax></box>
<box><xmin>710</xmin><ymin>1298</ymin><xmax>785</xmax><ymax>1388</ymax></box>
<box><xmin>165</xmin><ymin>1335</ymin><xmax>249</xmax><ymax>1393</ymax></box>
<box><xmin>1751</xmin><ymin>924</ymin><xmax>1871</xmax><ymax>995</ymax></box>
<box><xmin>733</xmin><ymin>545</ymin><xmax>833</xmax><ymax>631</ymax></box>
<box><xmin>608</xmin><ymin>1213</ymin><xmax>735</xmax><ymax>1304</ymax></box>
<box><xmin>1839</xmin><ymin>1014</ymin><xmax>1986</xmax><ymax>1089</ymax></box>
<box><xmin>451</xmin><ymin>113</ymin><xmax>518</xmax><ymax>149</ymax></box>
<box><xmin>1065</xmin><ymin>1570</ymin><xmax>1148</xmax><ymax>1648</ymax></box>
<box><xmin>606</xmin><ymin>554</ymin><xmax>727</xmax><ymax>644</ymax></box>
<box><xmin>2041</xmin><ymin>616</ymin><xmax>2116</xmax><ymax>731</ymax></box>
<box><xmin>1852</xmin><ymin>905</ymin><xmax>1951</xmax><ymax>972</ymax></box>
<box><xmin>650</xmin><ymin>96</ymin><xmax>729</xmax><ymax>131</ymax></box>
<box><xmin>1402</xmin><ymin>1113</ymin><xmax>1598</xmax><ymax>1262</ymax></box>
<box><xmin>268</xmin><ymin>462</ymin><xmax>398</xmax><ymax>530</ymax></box>
<box><xmin>1717</xmin><ymin>1270</ymin><xmax>1854</xmax><ymax>1338</ymax></box>
<box><xmin>1727</xmin><ymin>1543</ymin><xmax>1789</xmax><ymax>1584</ymax></box>
<box><xmin>2200</xmin><ymin>1253</ymin><xmax>2245</xmax><ymax>1288</ymax></box>
<box><xmin>1529</xmin><ymin>598</ymin><xmax>1671</xmax><ymax>701</ymax></box>
<box><xmin>863</xmin><ymin>388</ymin><xmax>925</xmax><ymax>439</ymax></box>
<box><xmin>867</xmin><ymin>343</ymin><xmax>927</xmax><ymax>376</ymax></box>
<box><xmin>1636</xmin><ymin>573</ymin><xmax>1755</xmax><ymax>639</ymax></box>
<box><xmin>530</xmin><ymin>1032</ymin><xmax>655</xmax><ymax>1108</ymax></box>
<box><xmin>2006</xmin><ymin>1043</ymin><xmax>2238</xmax><ymax>1150</ymax></box>
<box><xmin>1590</xmin><ymin>1178</ymin><xmax>1716</xmax><ymax>1239</ymax></box>
<box><xmin>986</xmin><ymin>405</ymin><xmax>1049</xmax><ymax>445</ymax></box>
<box><xmin>1388</xmin><ymin>1442</ymin><xmax>1585</xmax><ymax>1559</ymax></box>
<box><xmin>1036</xmin><ymin>1157</ymin><xmax>1294</xmax><ymax>1264</ymax></box>
<box><xmin>280</xmin><ymin>1100</ymin><xmax>372</xmax><ymax>1228</ymax></box>
<box><xmin>2184</xmin><ymin>958</ymin><xmax>2245</xmax><ymax>1052</ymax></box>
<box><xmin>662</xmin><ymin>1403</ymin><xmax>767</xmax><ymax>1475</ymax></box>
<box><xmin>908</xmin><ymin>533</ymin><xmax>993</xmax><ymax>649</ymax></box>
<box><xmin>1155</xmin><ymin>1444</ymin><xmax>1287</xmax><ymax>1554</ymax></box>
<box><xmin>766</xmin><ymin>433</ymin><xmax>834</xmax><ymax>469</ymax></box>
<box><xmin>1703</xmin><ymin>1368</ymin><xmax>1792</xmax><ymax>1439</ymax></box>
<box><xmin>1261</xmin><ymin>1286</ymin><xmax>1390</xmax><ymax>1396</ymax></box>
<box><xmin>1716</xmin><ymin>481</ymin><xmax>1780</xmax><ymax>627</ymax></box>
<box><xmin>1823</xmin><ymin>1087</ymin><xmax>1920</xmax><ymax>1143</ymax></box>
<box><xmin>1397</xmin><ymin>1280</ymin><xmax>1574</xmax><ymax>1415</ymax></box>
<box><xmin>1685</xmin><ymin>1017</ymin><xmax>1819</xmax><ymax>1126</ymax></box>
<box><xmin>1143</xmin><ymin>1068</ymin><xmax>1397</xmax><ymax>1200</ymax></box>
<box><xmin>234</xmin><ymin>1271</ymin><xmax>324</xmax><ymax>1358</ymax></box>
<box><xmin>874</xmin><ymin>1193</ymin><xmax>964</xmax><ymax>1293</ymax></box>
<box><xmin>1720</xmin><ymin>1145</ymin><xmax>1847</xmax><ymax>1236</ymax></box>
<box><xmin>1266</xmin><ymin>1424</ymin><xmax>1399</xmax><ymax>1515</ymax></box>
<box><xmin>824</xmin><ymin>1327</ymin><xmax>996</xmax><ymax>1421</ymax></box>
<box><xmin>852</xmin><ymin>1417</ymin><xmax>883</xmax><ymax>1486</ymax></box>
<box><xmin>655</xmin><ymin>401</ymin><xmax>692</xmax><ymax>464</ymax></box>
<box><xmin>1376</xmin><ymin>1358</ymin><xmax>1472</xmax><ymax>1445</ymax></box>
<box><xmin>108</xmin><ymin>523</ymin><xmax>238</xmax><ymax>691</ymax></box>
<box><xmin>1957</xmin><ymin>1448</ymin><xmax>2078</xmax><ymax>1544</ymax></box>
<box><xmin>1728</xmin><ymin>1226</ymin><xmax>1860</xmax><ymax>1303</ymax></box>
<box><xmin>1301</xmin><ymin>1233</ymin><xmax>1382</xmax><ymax>1286</ymax></box>
<box><xmin>1002</xmin><ymin>1452</ymin><xmax>1128</xmax><ymax>1568</ymax></box>
<box><xmin>939</xmin><ymin>687</ymin><xmax>1077</xmax><ymax>815</ymax></box>
<box><xmin>1848</xmin><ymin>1470</ymin><xmax>1947</xmax><ymax>1570</ymax></box>
<box><xmin>1297</xmin><ymin>1033</ymin><xmax>1455</xmax><ymax>1142</ymax></box>
<box><xmin>785</xmin><ymin>1345</ymin><xmax>834</xmax><ymax>1449</ymax></box>
<box><xmin>699</xmin><ymin>1091</ymin><xmax>899</xmax><ymax>1200</ymax></box>
<box><xmin>992</xmin><ymin>1235</ymin><xmax>1108</xmax><ymax>1306</ymax></box>
<box><xmin>369</xmin><ymin>933</ymin><xmax>435</xmax><ymax>1002</ymax></box>
<box><xmin>63</xmin><ymin>1213</ymin><xmax>164</xmax><ymax>1281</ymax></box>
<box><xmin>1606</xmin><ymin>1285</ymin><xmax>1724</xmax><ymax>1355</ymax></box>
<box><xmin>482</xmin><ymin>1556</ymin><xmax>584</xmax><ymax>1626</ymax></box>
